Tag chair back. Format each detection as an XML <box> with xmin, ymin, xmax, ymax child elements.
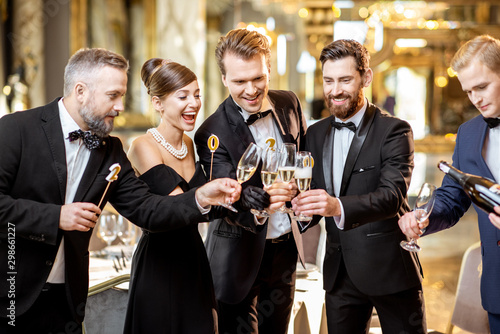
<box><xmin>446</xmin><ymin>241</ymin><xmax>489</xmax><ymax>334</ymax></box>
<box><xmin>83</xmin><ymin>274</ymin><xmax>130</xmax><ymax>334</ymax></box>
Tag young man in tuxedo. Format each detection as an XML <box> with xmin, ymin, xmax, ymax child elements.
<box><xmin>399</xmin><ymin>34</ymin><xmax>500</xmax><ymax>333</ymax></box>
<box><xmin>0</xmin><ymin>48</ymin><xmax>241</xmax><ymax>333</ymax></box>
<box><xmin>292</xmin><ymin>39</ymin><xmax>426</xmax><ymax>333</ymax></box>
<box><xmin>195</xmin><ymin>28</ymin><xmax>307</xmax><ymax>333</ymax></box>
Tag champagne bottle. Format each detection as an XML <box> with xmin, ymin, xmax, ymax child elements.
<box><xmin>437</xmin><ymin>160</ymin><xmax>500</xmax><ymax>213</ymax></box>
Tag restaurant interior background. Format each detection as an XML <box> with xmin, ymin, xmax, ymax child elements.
<box><xmin>1</xmin><ymin>0</ymin><xmax>498</xmax><ymax>332</ymax></box>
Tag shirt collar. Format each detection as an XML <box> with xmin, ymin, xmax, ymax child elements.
<box><xmin>235</xmin><ymin>96</ymin><xmax>273</xmax><ymax>122</ymax></box>
<box><xmin>58</xmin><ymin>98</ymin><xmax>82</xmax><ymax>140</ymax></box>
<box><xmin>335</xmin><ymin>97</ymin><xmax>367</xmax><ymax>128</ymax></box>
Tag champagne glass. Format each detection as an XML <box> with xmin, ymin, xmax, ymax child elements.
<box><xmin>219</xmin><ymin>142</ymin><xmax>262</xmax><ymax>212</ymax></box>
<box><xmin>251</xmin><ymin>147</ymin><xmax>280</xmax><ymax>217</ymax></box>
<box><xmin>294</xmin><ymin>151</ymin><xmax>313</xmax><ymax>222</ymax></box>
<box><xmin>277</xmin><ymin>143</ymin><xmax>296</xmax><ymax>213</ymax></box>
<box><xmin>400</xmin><ymin>182</ymin><xmax>437</xmax><ymax>252</ymax></box>
<box><xmin>98</xmin><ymin>213</ymin><xmax>118</xmax><ymax>255</ymax></box>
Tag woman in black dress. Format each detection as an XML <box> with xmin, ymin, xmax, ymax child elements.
<box><xmin>124</xmin><ymin>58</ymin><xmax>216</xmax><ymax>333</ymax></box>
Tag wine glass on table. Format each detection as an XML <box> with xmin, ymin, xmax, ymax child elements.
<box><xmin>400</xmin><ymin>182</ymin><xmax>436</xmax><ymax>252</ymax></box>
<box><xmin>219</xmin><ymin>142</ymin><xmax>262</xmax><ymax>212</ymax></box>
<box><xmin>277</xmin><ymin>143</ymin><xmax>296</xmax><ymax>213</ymax></box>
<box><xmin>294</xmin><ymin>151</ymin><xmax>313</xmax><ymax>223</ymax></box>
<box><xmin>116</xmin><ymin>215</ymin><xmax>135</xmax><ymax>246</ymax></box>
<box><xmin>98</xmin><ymin>213</ymin><xmax>118</xmax><ymax>256</ymax></box>
<box><xmin>251</xmin><ymin>147</ymin><xmax>280</xmax><ymax>217</ymax></box>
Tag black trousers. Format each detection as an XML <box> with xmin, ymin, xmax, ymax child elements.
<box><xmin>217</xmin><ymin>236</ymin><xmax>298</xmax><ymax>334</ymax></box>
<box><xmin>1</xmin><ymin>283</ymin><xmax>81</xmax><ymax>334</ymax></box>
<box><xmin>325</xmin><ymin>259</ymin><xmax>427</xmax><ymax>334</ymax></box>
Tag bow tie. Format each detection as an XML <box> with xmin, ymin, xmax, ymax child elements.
<box><xmin>483</xmin><ymin>117</ymin><xmax>500</xmax><ymax>129</ymax></box>
<box><xmin>331</xmin><ymin>120</ymin><xmax>356</xmax><ymax>132</ymax></box>
<box><xmin>246</xmin><ymin>110</ymin><xmax>272</xmax><ymax>125</ymax></box>
<box><xmin>68</xmin><ymin>130</ymin><xmax>101</xmax><ymax>149</ymax></box>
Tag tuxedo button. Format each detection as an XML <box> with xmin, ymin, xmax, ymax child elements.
<box><xmin>46</xmin><ymin>260</ymin><xmax>53</xmax><ymax>266</ymax></box>
<box><xmin>352</xmin><ymin>223</ymin><xmax>360</xmax><ymax>228</ymax></box>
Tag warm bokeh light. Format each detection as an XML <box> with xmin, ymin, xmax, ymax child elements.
<box><xmin>435</xmin><ymin>76</ymin><xmax>448</xmax><ymax>88</ymax></box>
<box><xmin>3</xmin><ymin>85</ymin><xmax>11</xmax><ymax>96</ymax></box>
<box><xmin>395</xmin><ymin>38</ymin><xmax>427</xmax><ymax>48</ymax></box>
<box><xmin>298</xmin><ymin>8</ymin><xmax>308</xmax><ymax>18</ymax></box>
<box><xmin>333</xmin><ymin>7</ymin><xmax>341</xmax><ymax>18</ymax></box>
<box><xmin>445</xmin><ymin>133</ymin><xmax>457</xmax><ymax>142</ymax></box>
<box><xmin>425</xmin><ymin>20</ymin><xmax>439</xmax><ymax>30</ymax></box>
<box><xmin>359</xmin><ymin>7</ymin><xmax>369</xmax><ymax>19</ymax></box>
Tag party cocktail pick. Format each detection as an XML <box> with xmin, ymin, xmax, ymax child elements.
<box><xmin>207</xmin><ymin>134</ymin><xmax>219</xmax><ymax>181</ymax></box>
<box><xmin>97</xmin><ymin>163</ymin><xmax>121</xmax><ymax>209</ymax></box>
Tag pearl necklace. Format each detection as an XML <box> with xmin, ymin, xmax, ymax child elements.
<box><xmin>147</xmin><ymin>128</ymin><xmax>188</xmax><ymax>160</ymax></box>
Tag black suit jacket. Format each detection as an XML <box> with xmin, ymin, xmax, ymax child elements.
<box><xmin>306</xmin><ymin>103</ymin><xmax>422</xmax><ymax>296</ymax></box>
<box><xmin>0</xmin><ymin>98</ymin><xmax>208</xmax><ymax>322</ymax></box>
<box><xmin>195</xmin><ymin>90</ymin><xmax>307</xmax><ymax>304</ymax></box>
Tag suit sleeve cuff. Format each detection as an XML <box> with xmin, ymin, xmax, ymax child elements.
<box><xmin>334</xmin><ymin>198</ymin><xmax>345</xmax><ymax>230</ymax></box>
<box><xmin>195</xmin><ymin>196</ymin><xmax>211</xmax><ymax>215</ymax></box>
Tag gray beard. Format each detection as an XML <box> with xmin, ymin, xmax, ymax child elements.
<box><xmin>79</xmin><ymin>102</ymin><xmax>114</xmax><ymax>138</ymax></box>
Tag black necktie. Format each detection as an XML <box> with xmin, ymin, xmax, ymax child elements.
<box><xmin>246</xmin><ymin>110</ymin><xmax>272</xmax><ymax>125</ymax></box>
<box><xmin>483</xmin><ymin>117</ymin><xmax>500</xmax><ymax>129</ymax></box>
<box><xmin>68</xmin><ymin>130</ymin><xmax>101</xmax><ymax>149</ymax></box>
<box><xmin>331</xmin><ymin>120</ymin><xmax>356</xmax><ymax>132</ymax></box>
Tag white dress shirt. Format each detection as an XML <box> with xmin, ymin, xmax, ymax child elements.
<box><xmin>483</xmin><ymin>119</ymin><xmax>500</xmax><ymax>183</ymax></box>
<box><xmin>332</xmin><ymin>99</ymin><xmax>367</xmax><ymax>230</ymax></box>
<box><xmin>237</xmin><ymin>98</ymin><xmax>292</xmax><ymax>239</ymax></box>
<box><xmin>47</xmin><ymin>98</ymin><xmax>92</xmax><ymax>283</ymax></box>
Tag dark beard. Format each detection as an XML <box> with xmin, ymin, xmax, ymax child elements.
<box><xmin>325</xmin><ymin>85</ymin><xmax>364</xmax><ymax>120</ymax></box>
<box><xmin>79</xmin><ymin>102</ymin><xmax>115</xmax><ymax>138</ymax></box>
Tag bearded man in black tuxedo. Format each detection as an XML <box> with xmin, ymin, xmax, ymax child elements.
<box><xmin>292</xmin><ymin>39</ymin><xmax>426</xmax><ymax>333</ymax></box>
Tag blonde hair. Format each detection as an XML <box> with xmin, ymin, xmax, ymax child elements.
<box><xmin>215</xmin><ymin>28</ymin><xmax>271</xmax><ymax>76</ymax></box>
<box><xmin>451</xmin><ymin>35</ymin><xmax>500</xmax><ymax>73</ymax></box>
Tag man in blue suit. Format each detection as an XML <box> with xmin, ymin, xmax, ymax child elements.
<box><xmin>399</xmin><ymin>34</ymin><xmax>500</xmax><ymax>333</ymax></box>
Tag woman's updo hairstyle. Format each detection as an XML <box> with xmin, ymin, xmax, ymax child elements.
<box><xmin>141</xmin><ymin>58</ymin><xmax>197</xmax><ymax>98</ymax></box>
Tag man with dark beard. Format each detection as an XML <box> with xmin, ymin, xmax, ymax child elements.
<box><xmin>292</xmin><ymin>39</ymin><xmax>426</xmax><ymax>333</ymax></box>
<box><xmin>0</xmin><ymin>48</ymin><xmax>241</xmax><ymax>333</ymax></box>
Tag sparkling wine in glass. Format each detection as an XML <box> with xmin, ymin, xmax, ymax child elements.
<box><xmin>251</xmin><ymin>147</ymin><xmax>280</xmax><ymax>217</ymax></box>
<box><xmin>277</xmin><ymin>143</ymin><xmax>296</xmax><ymax>213</ymax></box>
<box><xmin>294</xmin><ymin>151</ymin><xmax>313</xmax><ymax>222</ymax></box>
<box><xmin>219</xmin><ymin>142</ymin><xmax>262</xmax><ymax>212</ymax></box>
<box><xmin>400</xmin><ymin>182</ymin><xmax>436</xmax><ymax>252</ymax></box>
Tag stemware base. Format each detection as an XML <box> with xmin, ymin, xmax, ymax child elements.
<box><xmin>400</xmin><ymin>240</ymin><xmax>421</xmax><ymax>252</ymax></box>
<box><xmin>250</xmin><ymin>208</ymin><xmax>270</xmax><ymax>217</ymax></box>
<box><xmin>218</xmin><ymin>201</ymin><xmax>238</xmax><ymax>213</ymax></box>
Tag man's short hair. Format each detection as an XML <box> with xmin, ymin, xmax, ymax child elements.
<box><xmin>451</xmin><ymin>35</ymin><xmax>500</xmax><ymax>73</ymax></box>
<box><xmin>63</xmin><ymin>48</ymin><xmax>129</xmax><ymax>96</ymax></box>
<box><xmin>215</xmin><ymin>28</ymin><xmax>271</xmax><ymax>76</ymax></box>
<box><xmin>319</xmin><ymin>39</ymin><xmax>370</xmax><ymax>76</ymax></box>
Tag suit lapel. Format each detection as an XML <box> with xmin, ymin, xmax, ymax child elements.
<box><xmin>41</xmin><ymin>101</ymin><xmax>67</xmax><ymax>204</ymax></box>
<box><xmin>224</xmin><ymin>97</ymin><xmax>255</xmax><ymax>154</ymax></box>
<box><xmin>475</xmin><ymin>120</ymin><xmax>496</xmax><ymax>181</ymax></box>
<box><xmin>270</xmin><ymin>103</ymin><xmax>293</xmax><ymax>144</ymax></box>
<box><xmin>322</xmin><ymin>116</ymin><xmax>335</xmax><ymax>196</ymax></box>
<box><xmin>339</xmin><ymin>104</ymin><xmax>375</xmax><ymax>196</ymax></box>
<box><xmin>74</xmin><ymin>141</ymin><xmax>108</xmax><ymax>203</ymax></box>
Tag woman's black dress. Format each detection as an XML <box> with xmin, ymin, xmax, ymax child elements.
<box><xmin>124</xmin><ymin>163</ymin><xmax>216</xmax><ymax>333</ymax></box>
